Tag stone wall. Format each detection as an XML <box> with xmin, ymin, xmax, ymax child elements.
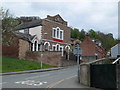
<box><xmin>82</xmin><ymin>56</ymin><xmax>96</xmax><ymax>63</ymax></box>
<box><xmin>25</xmin><ymin>51</ymin><xmax>77</xmax><ymax>66</ymax></box>
<box><xmin>25</xmin><ymin>51</ymin><xmax>62</xmax><ymax>66</ymax></box>
<box><xmin>18</xmin><ymin>39</ymin><xmax>30</xmax><ymax>59</ymax></box>
<box><xmin>80</xmin><ymin>64</ymin><xmax>90</xmax><ymax>86</ymax></box>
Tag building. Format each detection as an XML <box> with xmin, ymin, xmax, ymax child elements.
<box><xmin>80</xmin><ymin>34</ymin><xmax>106</xmax><ymax>62</ymax></box>
<box><xmin>15</xmin><ymin>14</ymin><xmax>71</xmax><ymax>53</ymax></box>
<box><xmin>111</xmin><ymin>44</ymin><xmax>120</xmax><ymax>57</ymax></box>
<box><xmin>6</xmin><ymin>14</ymin><xmax>74</xmax><ymax>66</ymax></box>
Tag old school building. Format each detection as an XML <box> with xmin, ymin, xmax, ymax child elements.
<box><xmin>3</xmin><ymin>14</ymin><xmax>73</xmax><ymax>66</ymax></box>
<box><xmin>15</xmin><ymin>14</ymin><xmax>71</xmax><ymax>53</ymax></box>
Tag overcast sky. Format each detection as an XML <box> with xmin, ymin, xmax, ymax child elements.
<box><xmin>2</xmin><ymin>0</ymin><xmax>119</xmax><ymax>38</ymax></box>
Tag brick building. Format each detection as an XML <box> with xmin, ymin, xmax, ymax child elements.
<box><xmin>6</xmin><ymin>14</ymin><xmax>73</xmax><ymax>66</ymax></box>
<box><xmin>15</xmin><ymin>14</ymin><xmax>71</xmax><ymax>53</ymax></box>
<box><xmin>80</xmin><ymin>34</ymin><xmax>106</xmax><ymax>62</ymax></box>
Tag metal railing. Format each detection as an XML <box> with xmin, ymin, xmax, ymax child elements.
<box><xmin>112</xmin><ymin>57</ymin><xmax>120</xmax><ymax>64</ymax></box>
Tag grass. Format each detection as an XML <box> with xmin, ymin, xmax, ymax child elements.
<box><xmin>1</xmin><ymin>56</ymin><xmax>56</xmax><ymax>73</ymax></box>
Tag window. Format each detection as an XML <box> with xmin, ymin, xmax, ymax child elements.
<box><xmin>60</xmin><ymin>46</ymin><xmax>63</xmax><ymax>52</ymax></box>
<box><xmin>52</xmin><ymin>45</ymin><xmax>56</xmax><ymax>51</ymax></box>
<box><xmin>57</xmin><ymin>29</ymin><xmax>59</xmax><ymax>38</ymax></box>
<box><xmin>31</xmin><ymin>43</ymin><xmax>33</xmax><ymax>51</ymax></box>
<box><xmin>38</xmin><ymin>44</ymin><xmax>40</xmax><ymax>51</ymax></box>
<box><xmin>45</xmin><ymin>43</ymin><xmax>49</xmax><ymax>51</ymax></box>
<box><xmin>53</xmin><ymin>29</ymin><xmax>56</xmax><ymax>38</ymax></box>
<box><xmin>56</xmin><ymin>44</ymin><xmax>60</xmax><ymax>51</ymax></box>
<box><xmin>34</xmin><ymin>41</ymin><xmax>37</xmax><ymax>51</ymax></box>
<box><xmin>60</xmin><ymin>31</ymin><xmax>63</xmax><ymax>40</ymax></box>
<box><xmin>24</xmin><ymin>29</ymin><xmax>29</xmax><ymax>34</ymax></box>
<box><xmin>52</xmin><ymin>27</ymin><xmax>63</xmax><ymax>40</ymax></box>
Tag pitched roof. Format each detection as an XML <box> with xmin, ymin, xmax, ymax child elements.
<box><xmin>15</xmin><ymin>19</ymin><xmax>42</xmax><ymax>30</ymax></box>
<box><xmin>13</xmin><ymin>32</ymin><xmax>36</xmax><ymax>42</ymax></box>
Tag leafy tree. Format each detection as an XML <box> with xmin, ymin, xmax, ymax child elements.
<box><xmin>1</xmin><ymin>8</ymin><xmax>21</xmax><ymax>46</ymax></box>
<box><xmin>79</xmin><ymin>29</ymin><xmax>86</xmax><ymax>41</ymax></box>
<box><xmin>71</xmin><ymin>28</ymin><xmax>80</xmax><ymax>39</ymax></box>
<box><xmin>89</xmin><ymin>29</ymin><xmax>99</xmax><ymax>39</ymax></box>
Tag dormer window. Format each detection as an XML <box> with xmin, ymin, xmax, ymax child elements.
<box><xmin>52</xmin><ymin>27</ymin><xmax>64</xmax><ymax>40</ymax></box>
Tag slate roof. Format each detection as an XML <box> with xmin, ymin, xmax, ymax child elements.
<box><xmin>15</xmin><ymin>19</ymin><xmax>43</xmax><ymax>30</ymax></box>
<box><xmin>13</xmin><ymin>32</ymin><xmax>36</xmax><ymax>42</ymax></box>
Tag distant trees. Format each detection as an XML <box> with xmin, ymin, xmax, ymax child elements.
<box><xmin>71</xmin><ymin>28</ymin><xmax>118</xmax><ymax>51</ymax></box>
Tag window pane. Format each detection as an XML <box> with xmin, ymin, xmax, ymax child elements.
<box><xmin>57</xmin><ymin>29</ymin><xmax>59</xmax><ymax>38</ymax></box>
<box><xmin>53</xmin><ymin>29</ymin><xmax>56</xmax><ymax>37</ymax></box>
<box><xmin>60</xmin><ymin>31</ymin><xmax>62</xmax><ymax>39</ymax></box>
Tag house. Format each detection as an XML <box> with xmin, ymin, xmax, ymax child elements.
<box><xmin>9</xmin><ymin>14</ymin><xmax>73</xmax><ymax>66</ymax></box>
<box><xmin>15</xmin><ymin>14</ymin><xmax>71</xmax><ymax>52</ymax></box>
<box><xmin>80</xmin><ymin>33</ymin><xmax>106</xmax><ymax>62</ymax></box>
<box><xmin>111</xmin><ymin>44</ymin><xmax>120</xmax><ymax>57</ymax></box>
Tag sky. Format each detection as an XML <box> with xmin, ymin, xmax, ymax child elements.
<box><xmin>1</xmin><ymin>0</ymin><xmax>119</xmax><ymax>38</ymax></box>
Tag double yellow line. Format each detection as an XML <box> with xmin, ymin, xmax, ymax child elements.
<box><xmin>46</xmin><ymin>75</ymin><xmax>77</xmax><ymax>89</ymax></box>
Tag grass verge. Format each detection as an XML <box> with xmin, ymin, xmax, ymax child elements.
<box><xmin>1</xmin><ymin>56</ymin><xmax>56</xmax><ymax>73</ymax></box>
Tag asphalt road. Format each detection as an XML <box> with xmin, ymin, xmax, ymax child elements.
<box><xmin>1</xmin><ymin>66</ymin><xmax>89</xmax><ymax>88</ymax></box>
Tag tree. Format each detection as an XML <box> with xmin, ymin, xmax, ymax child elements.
<box><xmin>71</xmin><ymin>28</ymin><xmax>80</xmax><ymax>39</ymax></box>
<box><xmin>79</xmin><ymin>29</ymin><xmax>86</xmax><ymax>41</ymax></box>
<box><xmin>89</xmin><ymin>29</ymin><xmax>99</xmax><ymax>39</ymax></box>
<box><xmin>1</xmin><ymin>8</ymin><xmax>21</xmax><ymax>46</ymax></box>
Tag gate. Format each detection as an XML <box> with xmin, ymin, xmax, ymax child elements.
<box><xmin>90</xmin><ymin>64</ymin><xmax>117</xmax><ymax>89</ymax></box>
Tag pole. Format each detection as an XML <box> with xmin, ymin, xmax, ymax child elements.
<box><xmin>40</xmin><ymin>44</ymin><xmax>43</xmax><ymax>69</ymax></box>
<box><xmin>77</xmin><ymin>44</ymin><xmax>80</xmax><ymax>82</ymax></box>
<box><xmin>68</xmin><ymin>48</ymin><xmax>69</xmax><ymax>60</ymax></box>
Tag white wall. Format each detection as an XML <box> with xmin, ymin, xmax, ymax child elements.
<box><xmin>111</xmin><ymin>44</ymin><xmax>118</xmax><ymax>57</ymax></box>
<box><xmin>19</xmin><ymin>30</ymin><xmax>24</xmax><ymax>33</ymax></box>
<box><xmin>29</xmin><ymin>26</ymin><xmax>42</xmax><ymax>40</ymax></box>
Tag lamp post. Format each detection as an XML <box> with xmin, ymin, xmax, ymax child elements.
<box><xmin>40</xmin><ymin>32</ymin><xmax>48</xmax><ymax>69</ymax></box>
<box><xmin>73</xmin><ymin>41</ymin><xmax>82</xmax><ymax>83</ymax></box>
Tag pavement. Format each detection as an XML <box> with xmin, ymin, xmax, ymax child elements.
<box><xmin>0</xmin><ymin>67</ymin><xmax>64</xmax><ymax>76</ymax></box>
<box><xmin>1</xmin><ymin>65</ymin><xmax>101</xmax><ymax>89</ymax></box>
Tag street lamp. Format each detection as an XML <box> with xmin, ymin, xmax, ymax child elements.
<box><xmin>73</xmin><ymin>41</ymin><xmax>82</xmax><ymax>83</ymax></box>
<box><xmin>40</xmin><ymin>32</ymin><xmax>48</xmax><ymax>69</ymax></box>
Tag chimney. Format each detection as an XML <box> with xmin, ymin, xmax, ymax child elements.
<box><xmin>86</xmin><ymin>33</ymin><xmax>90</xmax><ymax>40</ymax></box>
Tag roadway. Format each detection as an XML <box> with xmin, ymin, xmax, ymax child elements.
<box><xmin>1</xmin><ymin>66</ymin><xmax>89</xmax><ymax>88</ymax></box>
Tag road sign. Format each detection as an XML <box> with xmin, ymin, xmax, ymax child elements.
<box><xmin>73</xmin><ymin>47</ymin><xmax>82</xmax><ymax>55</ymax></box>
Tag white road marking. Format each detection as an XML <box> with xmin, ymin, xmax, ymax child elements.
<box><xmin>46</xmin><ymin>75</ymin><xmax>77</xmax><ymax>88</ymax></box>
<box><xmin>15</xmin><ymin>80</ymin><xmax>47</xmax><ymax>86</ymax></box>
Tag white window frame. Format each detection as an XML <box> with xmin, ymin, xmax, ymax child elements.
<box><xmin>44</xmin><ymin>42</ymin><xmax>50</xmax><ymax>51</ymax></box>
<box><xmin>52</xmin><ymin>27</ymin><xmax>64</xmax><ymax>40</ymax></box>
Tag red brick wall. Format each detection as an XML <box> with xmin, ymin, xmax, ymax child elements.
<box><xmin>42</xmin><ymin>19</ymin><xmax>71</xmax><ymax>44</ymax></box>
<box><xmin>2</xmin><ymin>45</ymin><xmax>19</xmax><ymax>58</ymax></box>
<box><xmin>80</xmin><ymin>39</ymin><xmax>96</xmax><ymax>56</ymax></box>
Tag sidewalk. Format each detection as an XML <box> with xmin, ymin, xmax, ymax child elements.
<box><xmin>0</xmin><ymin>67</ymin><xmax>64</xmax><ymax>76</ymax></box>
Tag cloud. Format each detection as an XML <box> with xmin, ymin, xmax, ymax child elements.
<box><xmin>2</xmin><ymin>1</ymin><xmax>118</xmax><ymax>38</ymax></box>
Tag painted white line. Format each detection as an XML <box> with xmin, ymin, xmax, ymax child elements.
<box><xmin>15</xmin><ymin>80</ymin><xmax>47</xmax><ymax>87</ymax></box>
<box><xmin>46</xmin><ymin>75</ymin><xmax>77</xmax><ymax>88</ymax></box>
